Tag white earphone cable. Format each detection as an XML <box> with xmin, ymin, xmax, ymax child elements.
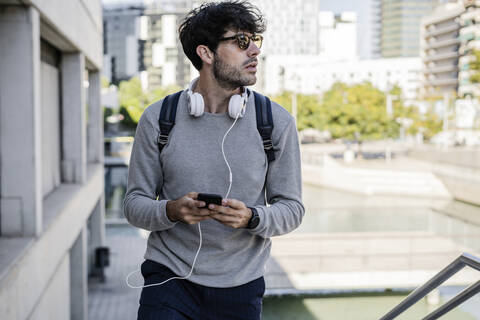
<box><xmin>221</xmin><ymin>105</ymin><xmax>243</xmax><ymax>199</ymax></box>
<box><xmin>125</xmin><ymin>222</ymin><xmax>203</xmax><ymax>289</ymax></box>
<box><xmin>125</xmin><ymin>99</ymin><xmax>246</xmax><ymax>289</ymax></box>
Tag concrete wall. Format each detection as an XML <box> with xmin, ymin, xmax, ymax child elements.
<box><xmin>408</xmin><ymin>147</ymin><xmax>480</xmax><ymax>206</ymax></box>
<box><xmin>30</xmin><ymin>0</ymin><xmax>103</xmax><ymax>68</ymax></box>
<box><xmin>40</xmin><ymin>60</ymin><xmax>62</xmax><ymax>196</ymax></box>
<box><xmin>0</xmin><ymin>1</ymin><xmax>104</xmax><ymax>319</ymax></box>
<box><xmin>29</xmin><ymin>255</ymin><xmax>70</xmax><ymax>320</ymax></box>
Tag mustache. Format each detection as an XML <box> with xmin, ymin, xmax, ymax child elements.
<box><xmin>243</xmin><ymin>58</ymin><xmax>258</xmax><ymax>66</ymax></box>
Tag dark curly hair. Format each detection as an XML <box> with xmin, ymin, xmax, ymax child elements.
<box><xmin>179</xmin><ymin>1</ymin><xmax>266</xmax><ymax>70</ymax></box>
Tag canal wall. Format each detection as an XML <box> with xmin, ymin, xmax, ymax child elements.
<box><xmin>300</xmin><ymin>148</ymin><xmax>451</xmax><ymax>199</ymax></box>
<box><xmin>408</xmin><ymin>147</ymin><xmax>480</xmax><ymax>206</ymax></box>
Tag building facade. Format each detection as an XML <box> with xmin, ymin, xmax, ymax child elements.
<box><xmin>261</xmin><ymin>56</ymin><xmax>422</xmax><ymax>102</ymax></box>
<box><xmin>382</xmin><ymin>0</ymin><xmax>440</xmax><ymax>57</ymax></box>
<box><xmin>143</xmin><ymin>1</ymin><xmax>193</xmax><ymax>90</ymax></box>
<box><xmin>370</xmin><ymin>0</ymin><xmax>383</xmax><ymax>59</ymax></box>
<box><xmin>0</xmin><ymin>0</ymin><xmax>104</xmax><ymax>319</ymax></box>
<box><xmin>318</xmin><ymin>11</ymin><xmax>358</xmax><ymax>61</ymax></box>
<box><xmin>103</xmin><ymin>3</ymin><xmax>145</xmax><ymax>84</ymax></box>
<box><xmin>420</xmin><ymin>1</ymin><xmax>464</xmax><ymax>99</ymax></box>
<box><xmin>252</xmin><ymin>0</ymin><xmax>321</xmax><ymax>55</ymax></box>
<box><xmin>458</xmin><ymin>0</ymin><xmax>480</xmax><ymax>97</ymax></box>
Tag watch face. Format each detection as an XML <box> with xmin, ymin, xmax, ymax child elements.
<box><xmin>249</xmin><ymin>216</ymin><xmax>260</xmax><ymax>229</ymax></box>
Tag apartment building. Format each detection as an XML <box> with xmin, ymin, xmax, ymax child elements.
<box><xmin>420</xmin><ymin>2</ymin><xmax>464</xmax><ymax>99</ymax></box>
<box><xmin>143</xmin><ymin>0</ymin><xmax>194</xmax><ymax>89</ymax></box>
<box><xmin>458</xmin><ymin>0</ymin><xmax>480</xmax><ymax>97</ymax></box>
<box><xmin>103</xmin><ymin>2</ymin><xmax>145</xmax><ymax>83</ymax></box>
<box><xmin>382</xmin><ymin>0</ymin><xmax>440</xmax><ymax>57</ymax></box>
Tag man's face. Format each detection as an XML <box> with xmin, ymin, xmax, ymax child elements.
<box><xmin>213</xmin><ymin>30</ymin><xmax>261</xmax><ymax>90</ymax></box>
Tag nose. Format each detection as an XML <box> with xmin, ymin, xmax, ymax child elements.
<box><xmin>247</xmin><ymin>41</ymin><xmax>260</xmax><ymax>57</ymax></box>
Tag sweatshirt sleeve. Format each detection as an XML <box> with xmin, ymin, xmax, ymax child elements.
<box><xmin>123</xmin><ymin>107</ymin><xmax>178</xmax><ymax>231</ymax></box>
<box><xmin>248</xmin><ymin>116</ymin><xmax>305</xmax><ymax>238</ymax></box>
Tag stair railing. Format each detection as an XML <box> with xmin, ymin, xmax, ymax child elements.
<box><xmin>379</xmin><ymin>252</ymin><xmax>480</xmax><ymax>320</ymax></box>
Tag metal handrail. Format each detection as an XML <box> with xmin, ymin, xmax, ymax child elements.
<box><xmin>379</xmin><ymin>252</ymin><xmax>480</xmax><ymax>320</ymax></box>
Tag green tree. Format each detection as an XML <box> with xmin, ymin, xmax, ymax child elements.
<box><xmin>101</xmin><ymin>76</ymin><xmax>110</xmax><ymax>89</ymax></box>
<box><xmin>469</xmin><ymin>49</ymin><xmax>480</xmax><ymax>85</ymax></box>
<box><xmin>271</xmin><ymin>82</ymin><xmax>442</xmax><ymax>142</ymax></box>
<box><xmin>118</xmin><ymin>77</ymin><xmax>182</xmax><ymax>129</ymax></box>
<box><xmin>118</xmin><ymin>77</ymin><xmax>149</xmax><ymax>125</ymax></box>
<box><xmin>272</xmin><ymin>91</ymin><xmax>324</xmax><ymax>131</ymax></box>
<box><xmin>148</xmin><ymin>84</ymin><xmax>182</xmax><ymax>103</ymax></box>
<box><xmin>319</xmin><ymin>81</ymin><xmax>396</xmax><ymax>141</ymax></box>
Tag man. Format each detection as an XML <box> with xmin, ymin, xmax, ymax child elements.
<box><xmin>124</xmin><ymin>1</ymin><xmax>304</xmax><ymax>319</ymax></box>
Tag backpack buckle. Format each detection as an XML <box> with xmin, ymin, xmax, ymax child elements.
<box><xmin>157</xmin><ymin>134</ymin><xmax>169</xmax><ymax>145</ymax></box>
<box><xmin>263</xmin><ymin>139</ymin><xmax>273</xmax><ymax>150</ymax></box>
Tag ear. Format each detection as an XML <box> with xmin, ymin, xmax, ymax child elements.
<box><xmin>196</xmin><ymin>45</ymin><xmax>214</xmax><ymax>66</ymax></box>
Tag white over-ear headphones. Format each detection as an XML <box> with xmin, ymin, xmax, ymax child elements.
<box><xmin>186</xmin><ymin>77</ymin><xmax>248</xmax><ymax>118</ymax></box>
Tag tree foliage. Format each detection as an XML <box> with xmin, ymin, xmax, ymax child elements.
<box><xmin>470</xmin><ymin>49</ymin><xmax>480</xmax><ymax>85</ymax></box>
<box><xmin>117</xmin><ymin>77</ymin><xmax>181</xmax><ymax>129</ymax></box>
<box><xmin>273</xmin><ymin>81</ymin><xmax>442</xmax><ymax>141</ymax></box>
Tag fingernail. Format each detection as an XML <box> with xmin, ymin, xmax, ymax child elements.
<box><xmin>209</xmin><ymin>204</ymin><xmax>214</xmax><ymax>209</ymax></box>
<box><xmin>222</xmin><ymin>200</ymin><xmax>227</xmax><ymax>205</ymax></box>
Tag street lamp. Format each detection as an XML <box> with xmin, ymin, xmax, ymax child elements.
<box><xmin>290</xmin><ymin>73</ymin><xmax>300</xmax><ymax>128</ymax></box>
<box><xmin>385</xmin><ymin>94</ymin><xmax>399</xmax><ymax>162</ymax></box>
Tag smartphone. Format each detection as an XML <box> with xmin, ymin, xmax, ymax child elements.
<box><xmin>197</xmin><ymin>193</ymin><xmax>223</xmax><ymax>208</ymax></box>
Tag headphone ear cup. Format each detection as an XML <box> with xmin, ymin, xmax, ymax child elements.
<box><xmin>188</xmin><ymin>92</ymin><xmax>205</xmax><ymax>117</ymax></box>
<box><xmin>228</xmin><ymin>94</ymin><xmax>246</xmax><ymax>119</ymax></box>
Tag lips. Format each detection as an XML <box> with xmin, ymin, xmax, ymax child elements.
<box><xmin>245</xmin><ymin>61</ymin><xmax>258</xmax><ymax>72</ymax></box>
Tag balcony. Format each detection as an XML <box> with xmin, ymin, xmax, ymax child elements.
<box><xmin>460</xmin><ymin>10</ymin><xmax>480</xmax><ymax>24</ymax></box>
<box><xmin>425</xmin><ymin>38</ymin><xmax>460</xmax><ymax>49</ymax></box>
<box><xmin>425</xmin><ymin>77</ymin><xmax>458</xmax><ymax>86</ymax></box>
<box><xmin>459</xmin><ymin>54</ymin><xmax>475</xmax><ymax>64</ymax></box>
<box><xmin>459</xmin><ymin>24</ymin><xmax>479</xmax><ymax>36</ymax></box>
<box><xmin>423</xmin><ymin>51</ymin><xmax>458</xmax><ymax>62</ymax></box>
<box><xmin>466</xmin><ymin>39</ymin><xmax>480</xmax><ymax>50</ymax></box>
<box><xmin>423</xmin><ymin>64</ymin><xmax>458</xmax><ymax>74</ymax></box>
<box><xmin>424</xmin><ymin>24</ymin><xmax>459</xmax><ymax>38</ymax></box>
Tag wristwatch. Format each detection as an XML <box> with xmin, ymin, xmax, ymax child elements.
<box><xmin>246</xmin><ymin>207</ymin><xmax>260</xmax><ymax>229</ymax></box>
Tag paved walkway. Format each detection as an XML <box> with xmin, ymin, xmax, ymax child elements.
<box><xmin>88</xmin><ymin>225</ymin><xmax>146</xmax><ymax>320</ymax></box>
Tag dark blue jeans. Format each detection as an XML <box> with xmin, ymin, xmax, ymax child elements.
<box><xmin>137</xmin><ymin>260</ymin><xmax>265</xmax><ymax>320</ymax></box>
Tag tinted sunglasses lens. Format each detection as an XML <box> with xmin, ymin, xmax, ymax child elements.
<box><xmin>252</xmin><ymin>36</ymin><xmax>262</xmax><ymax>49</ymax></box>
<box><xmin>237</xmin><ymin>34</ymin><xmax>249</xmax><ymax>50</ymax></box>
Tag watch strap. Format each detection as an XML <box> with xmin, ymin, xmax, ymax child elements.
<box><xmin>246</xmin><ymin>207</ymin><xmax>260</xmax><ymax>229</ymax></box>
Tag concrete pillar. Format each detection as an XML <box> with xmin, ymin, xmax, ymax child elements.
<box><xmin>0</xmin><ymin>5</ymin><xmax>42</xmax><ymax>237</ymax></box>
<box><xmin>61</xmin><ymin>52</ymin><xmax>87</xmax><ymax>183</ymax></box>
<box><xmin>88</xmin><ymin>195</ymin><xmax>106</xmax><ymax>276</ymax></box>
<box><xmin>87</xmin><ymin>70</ymin><xmax>104</xmax><ymax>164</ymax></box>
<box><xmin>70</xmin><ymin>225</ymin><xmax>87</xmax><ymax>320</ymax></box>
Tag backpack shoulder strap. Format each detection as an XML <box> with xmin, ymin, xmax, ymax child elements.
<box><xmin>157</xmin><ymin>90</ymin><xmax>183</xmax><ymax>153</ymax></box>
<box><xmin>253</xmin><ymin>91</ymin><xmax>275</xmax><ymax>162</ymax></box>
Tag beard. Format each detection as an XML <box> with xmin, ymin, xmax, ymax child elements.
<box><xmin>213</xmin><ymin>54</ymin><xmax>256</xmax><ymax>90</ymax></box>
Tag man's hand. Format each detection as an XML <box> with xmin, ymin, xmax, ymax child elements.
<box><xmin>208</xmin><ymin>199</ymin><xmax>252</xmax><ymax>229</ymax></box>
<box><xmin>166</xmin><ymin>192</ymin><xmax>213</xmax><ymax>225</ymax></box>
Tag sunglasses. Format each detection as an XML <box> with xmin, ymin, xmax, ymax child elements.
<box><xmin>218</xmin><ymin>33</ymin><xmax>263</xmax><ymax>50</ymax></box>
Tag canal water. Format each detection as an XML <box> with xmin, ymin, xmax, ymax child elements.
<box><xmin>262</xmin><ymin>289</ymin><xmax>479</xmax><ymax>320</ymax></box>
<box><xmin>262</xmin><ymin>183</ymin><xmax>480</xmax><ymax>320</ymax></box>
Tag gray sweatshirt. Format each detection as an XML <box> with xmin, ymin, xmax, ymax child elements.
<box><xmin>124</xmin><ymin>90</ymin><xmax>304</xmax><ymax>287</ymax></box>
